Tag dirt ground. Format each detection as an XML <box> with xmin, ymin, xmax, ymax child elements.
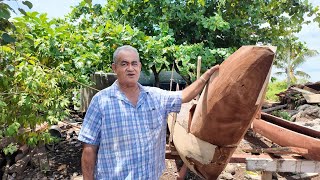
<box><xmin>7</xmin><ymin>110</ymin><xmax>319</xmax><ymax>180</ymax></box>
<box><xmin>13</xmin><ymin>127</ymin><xmax>319</xmax><ymax>180</ymax></box>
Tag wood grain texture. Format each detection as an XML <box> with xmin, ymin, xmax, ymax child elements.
<box><xmin>173</xmin><ymin>46</ymin><xmax>276</xmax><ymax>179</ymax></box>
<box><xmin>190</xmin><ymin>46</ymin><xmax>275</xmax><ymax>146</ymax></box>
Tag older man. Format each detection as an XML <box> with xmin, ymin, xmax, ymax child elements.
<box><xmin>78</xmin><ymin>45</ymin><xmax>219</xmax><ymax>179</ymax></box>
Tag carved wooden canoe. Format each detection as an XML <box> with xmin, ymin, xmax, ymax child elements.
<box><xmin>168</xmin><ymin>46</ymin><xmax>276</xmax><ymax>179</ymax></box>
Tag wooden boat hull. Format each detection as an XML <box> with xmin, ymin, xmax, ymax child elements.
<box><xmin>169</xmin><ymin>46</ymin><xmax>276</xmax><ymax>179</ymax></box>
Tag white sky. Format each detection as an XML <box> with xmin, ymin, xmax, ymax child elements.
<box><xmin>5</xmin><ymin>0</ymin><xmax>320</xmax><ymax>82</ymax></box>
<box><xmin>296</xmin><ymin>0</ymin><xmax>320</xmax><ymax>82</ymax></box>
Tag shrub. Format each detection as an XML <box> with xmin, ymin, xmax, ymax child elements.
<box><xmin>266</xmin><ymin>80</ymin><xmax>287</xmax><ymax>102</ymax></box>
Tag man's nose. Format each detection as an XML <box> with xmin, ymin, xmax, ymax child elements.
<box><xmin>126</xmin><ymin>63</ymin><xmax>134</xmax><ymax>70</ymax></box>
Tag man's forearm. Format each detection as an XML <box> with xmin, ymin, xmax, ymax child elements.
<box><xmin>82</xmin><ymin>144</ymin><xmax>98</xmax><ymax>180</ymax></box>
<box><xmin>182</xmin><ymin>65</ymin><xmax>219</xmax><ymax>103</ymax></box>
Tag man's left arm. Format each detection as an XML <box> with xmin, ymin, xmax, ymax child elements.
<box><xmin>181</xmin><ymin>65</ymin><xmax>219</xmax><ymax>103</ymax></box>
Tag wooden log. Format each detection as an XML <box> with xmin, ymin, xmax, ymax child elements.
<box><xmin>170</xmin><ymin>46</ymin><xmax>276</xmax><ymax>179</ymax></box>
<box><xmin>14</xmin><ymin>145</ymin><xmax>29</xmax><ymax>162</ymax></box>
<box><xmin>190</xmin><ymin>46</ymin><xmax>275</xmax><ymax>146</ymax></box>
<box><xmin>8</xmin><ymin>150</ymin><xmax>35</xmax><ymax>174</ymax></box>
<box><xmin>243</xmin><ymin>147</ymin><xmax>309</xmax><ymax>156</ymax></box>
<box><xmin>252</xmin><ymin>118</ymin><xmax>320</xmax><ymax>161</ymax></box>
<box><xmin>261</xmin><ymin>112</ymin><xmax>320</xmax><ymax>139</ymax></box>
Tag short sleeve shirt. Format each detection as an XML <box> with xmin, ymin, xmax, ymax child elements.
<box><xmin>78</xmin><ymin>81</ymin><xmax>182</xmax><ymax>179</ymax></box>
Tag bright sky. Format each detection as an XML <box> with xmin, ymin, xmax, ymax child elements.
<box><xmin>296</xmin><ymin>0</ymin><xmax>320</xmax><ymax>83</ymax></box>
<box><xmin>6</xmin><ymin>0</ymin><xmax>320</xmax><ymax>82</ymax></box>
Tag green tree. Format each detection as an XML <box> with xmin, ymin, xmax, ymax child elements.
<box><xmin>1</xmin><ymin>2</ymin><xmax>71</xmax><ymax>152</ymax></box>
<box><xmin>274</xmin><ymin>37</ymin><xmax>318</xmax><ymax>86</ymax></box>
<box><xmin>87</xmin><ymin>0</ymin><xmax>320</xmax><ymax>84</ymax></box>
<box><xmin>68</xmin><ymin>1</ymin><xmax>232</xmax><ymax>85</ymax></box>
<box><xmin>100</xmin><ymin>0</ymin><xmax>319</xmax><ymax>48</ymax></box>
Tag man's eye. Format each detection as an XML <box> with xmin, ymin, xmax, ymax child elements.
<box><xmin>121</xmin><ymin>62</ymin><xmax>127</xmax><ymax>66</ymax></box>
<box><xmin>132</xmin><ymin>62</ymin><xmax>138</xmax><ymax>66</ymax></box>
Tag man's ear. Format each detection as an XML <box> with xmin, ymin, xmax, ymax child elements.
<box><xmin>111</xmin><ymin>63</ymin><xmax>116</xmax><ymax>72</ymax></box>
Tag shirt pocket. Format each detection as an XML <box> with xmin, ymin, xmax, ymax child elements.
<box><xmin>142</xmin><ymin>106</ymin><xmax>163</xmax><ymax>130</ymax></box>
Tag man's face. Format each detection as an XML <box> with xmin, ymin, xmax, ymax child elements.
<box><xmin>112</xmin><ymin>49</ymin><xmax>141</xmax><ymax>86</ymax></box>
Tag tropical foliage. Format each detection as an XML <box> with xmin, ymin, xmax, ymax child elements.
<box><xmin>0</xmin><ymin>0</ymin><xmax>319</xmax><ymax>154</ymax></box>
<box><xmin>274</xmin><ymin>35</ymin><xmax>319</xmax><ymax>86</ymax></box>
<box><xmin>265</xmin><ymin>80</ymin><xmax>288</xmax><ymax>101</ymax></box>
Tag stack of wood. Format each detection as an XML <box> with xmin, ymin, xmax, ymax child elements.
<box><xmin>276</xmin><ymin>82</ymin><xmax>320</xmax><ymax>110</ymax></box>
<box><xmin>0</xmin><ymin>143</ymin><xmax>49</xmax><ymax>180</ymax></box>
<box><xmin>0</xmin><ymin>123</ymin><xmax>52</xmax><ymax>179</ymax></box>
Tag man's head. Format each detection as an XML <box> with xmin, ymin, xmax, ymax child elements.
<box><xmin>112</xmin><ymin>45</ymin><xmax>142</xmax><ymax>87</ymax></box>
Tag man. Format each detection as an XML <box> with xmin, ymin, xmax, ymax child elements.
<box><xmin>78</xmin><ymin>45</ymin><xmax>219</xmax><ymax>179</ymax></box>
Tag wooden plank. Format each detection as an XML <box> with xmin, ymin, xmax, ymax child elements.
<box><xmin>291</xmin><ymin>87</ymin><xmax>315</xmax><ymax>95</ymax></box>
<box><xmin>196</xmin><ymin>56</ymin><xmax>202</xmax><ymax>101</ymax></box>
<box><xmin>246</xmin><ymin>156</ymin><xmax>320</xmax><ymax>173</ymax></box>
<box><xmin>243</xmin><ymin>147</ymin><xmax>308</xmax><ymax>156</ymax></box>
<box><xmin>303</xmin><ymin>94</ymin><xmax>320</xmax><ymax>103</ymax></box>
<box><xmin>303</xmin><ymin>86</ymin><xmax>320</xmax><ymax>94</ymax></box>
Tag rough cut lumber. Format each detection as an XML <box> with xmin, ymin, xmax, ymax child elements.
<box><xmin>246</xmin><ymin>155</ymin><xmax>320</xmax><ymax>173</ymax></box>
<box><xmin>169</xmin><ymin>46</ymin><xmax>276</xmax><ymax>179</ymax></box>
<box><xmin>291</xmin><ymin>87</ymin><xmax>315</xmax><ymax>95</ymax></box>
<box><xmin>302</xmin><ymin>86</ymin><xmax>319</xmax><ymax>94</ymax></box>
<box><xmin>243</xmin><ymin>147</ymin><xmax>309</xmax><ymax>156</ymax></box>
<box><xmin>303</xmin><ymin>94</ymin><xmax>320</xmax><ymax>103</ymax></box>
<box><xmin>305</xmin><ymin>81</ymin><xmax>320</xmax><ymax>91</ymax></box>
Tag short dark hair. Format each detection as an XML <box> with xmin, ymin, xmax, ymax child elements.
<box><xmin>113</xmin><ymin>45</ymin><xmax>140</xmax><ymax>63</ymax></box>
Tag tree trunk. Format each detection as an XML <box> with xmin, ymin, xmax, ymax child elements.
<box><xmin>151</xmin><ymin>65</ymin><xmax>160</xmax><ymax>87</ymax></box>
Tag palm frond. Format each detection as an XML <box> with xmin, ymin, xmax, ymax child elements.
<box><xmin>304</xmin><ymin>49</ymin><xmax>319</xmax><ymax>57</ymax></box>
<box><xmin>274</xmin><ymin>71</ymin><xmax>285</xmax><ymax>76</ymax></box>
<box><xmin>295</xmin><ymin>70</ymin><xmax>311</xmax><ymax>79</ymax></box>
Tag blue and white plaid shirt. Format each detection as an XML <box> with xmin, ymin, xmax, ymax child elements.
<box><xmin>78</xmin><ymin>81</ymin><xmax>182</xmax><ymax>179</ymax></box>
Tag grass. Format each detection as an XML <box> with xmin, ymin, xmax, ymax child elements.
<box><xmin>271</xmin><ymin>110</ymin><xmax>291</xmax><ymax>121</ymax></box>
<box><xmin>265</xmin><ymin>80</ymin><xmax>288</xmax><ymax>102</ymax></box>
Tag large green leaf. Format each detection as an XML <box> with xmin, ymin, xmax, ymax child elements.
<box><xmin>22</xmin><ymin>1</ymin><xmax>33</xmax><ymax>9</ymax></box>
<box><xmin>0</xmin><ymin>5</ymin><xmax>11</xmax><ymax>19</ymax></box>
<box><xmin>1</xmin><ymin>33</ymin><xmax>16</xmax><ymax>43</ymax></box>
<box><xmin>18</xmin><ymin>8</ymin><xmax>27</xmax><ymax>16</ymax></box>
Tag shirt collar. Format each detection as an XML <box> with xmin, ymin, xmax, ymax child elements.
<box><xmin>110</xmin><ymin>80</ymin><xmax>149</xmax><ymax>101</ymax></box>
